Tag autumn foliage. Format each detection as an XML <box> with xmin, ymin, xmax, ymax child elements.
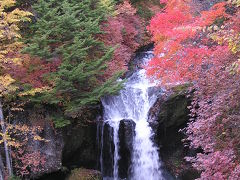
<box><xmin>148</xmin><ymin>0</ymin><xmax>240</xmax><ymax>178</ymax></box>
<box><xmin>147</xmin><ymin>0</ymin><xmax>227</xmax><ymax>84</ymax></box>
<box><xmin>1</xmin><ymin>1</ymin><xmax>144</xmax><ymax>177</ymax></box>
<box><xmin>0</xmin><ymin>0</ymin><xmax>32</xmax><ymax>95</ymax></box>
<box><xmin>100</xmin><ymin>0</ymin><xmax>143</xmax><ymax>78</ymax></box>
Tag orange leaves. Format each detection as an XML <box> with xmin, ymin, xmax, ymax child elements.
<box><xmin>4</xmin><ymin>54</ymin><xmax>61</xmax><ymax>88</ymax></box>
<box><xmin>148</xmin><ymin>1</ymin><xmax>195</xmax><ymax>56</ymax></box>
<box><xmin>197</xmin><ymin>2</ymin><xmax>227</xmax><ymax>27</ymax></box>
<box><xmin>117</xmin><ymin>0</ymin><xmax>137</xmax><ymax>15</ymax></box>
<box><xmin>100</xmin><ymin>0</ymin><xmax>143</xmax><ymax>78</ymax></box>
<box><xmin>0</xmin><ymin>0</ymin><xmax>32</xmax><ymax>96</ymax></box>
<box><xmin>161</xmin><ymin>0</ymin><xmax>191</xmax><ymax>12</ymax></box>
<box><xmin>147</xmin><ymin>46</ymin><xmax>214</xmax><ymax>84</ymax></box>
<box><xmin>147</xmin><ymin>0</ymin><xmax>229</xmax><ymax>86</ymax></box>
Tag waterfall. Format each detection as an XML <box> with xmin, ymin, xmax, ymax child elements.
<box><xmin>100</xmin><ymin>50</ymin><xmax>164</xmax><ymax>180</ymax></box>
<box><xmin>0</xmin><ymin>101</ymin><xmax>13</xmax><ymax>177</ymax></box>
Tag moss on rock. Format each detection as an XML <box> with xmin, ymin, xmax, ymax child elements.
<box><xmin>67</xmin><ymin>168</ymin><xmax>102</xmax><ymax>180</ymax></box>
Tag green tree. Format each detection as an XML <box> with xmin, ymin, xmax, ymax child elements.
<box><xmin>24</xmin><ymin>0</ymin><xmax>123</xmax><ymax>115</ymax></box>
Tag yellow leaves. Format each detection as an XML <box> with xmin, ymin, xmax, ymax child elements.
<box><xmin>98</xmin><ymin>0</ymin><xmax>116</xmax><ymax>16</ymax></box>
<box><xmin>33</xmin><ymin>135</ymin><xmax>46</xmax><ymax>142</ymax></box>
<box><xmin>0</xmin><ymin>0</ymin><xmax>32</xmax><ymax>42</ymax></box>
<box><xmin>211</xmin><ymin>29</ymin><xmax>240</xmax><ymax>75</ymax></box>
<box><xmin>229</xmin><ymin>0</ymin><xmax>240</xmax><ymax>7</ymax></box>
<box><xmin>10</xmin><ymin>107</ymin><xmax>24</xmax><ymax>111</ymax></box>
<box><xmin>0</xmin><ymin>0</ymin><xmax>32</xmax><ymax>56</ymax></box>
<box><xmin>209</xmin><ymin>28</ymin><xmax>240</xmax><ymax>54</ymax></box>
<box><xmin>224</xmin><ymin>33</ymin><xmax>240</xmax><ymax>54</ymax></box>
<box><xmin>7</xmin><ymin>140</ymin><xmax>21</xmax><ymax>148</ymax></box>
<box><xmin>227</xmin><ymin>59</ymin><xmax>240</xmax><ymax>75</ymax></box>
<box><xmin>0</xmin><ymin>75</ymin><xmax>15</xmax><ymax>87</ymax></box>
<box><xmin>0</xmin><ymin>75</ymin><xmax>18</xmax><ymax>96</ymax></box>
<box><xmin>6</xmin><ymin>8</ymin><xmax>32</xmax><ymax>24</ymax></box>
<box><xmin>0</xmin><ymin>0</ymin><xmax>32</xmax><ymax>95</ymax></box>
<box><xmin>204</xmin><ymin>24</ymin><xmax>223</xmax><ymax>34</ymax></box>
<box><xmin>0</xmin><ymin>0</ymin><xmax>15</xmax><ymax>9</ymax></box>
<box><xmin>19</xmin><ymin>87</ymin><xmax>50</xmax><ymax>97</ymax></box>
<box><xmin>0</xmin><ymin>130</ymin><xmax>21</xmax><ymax>148</ymax></box>
<box><xmin>0</xmin><ymin>121</ymin><xmax>46</xmax><ymax>149</ymax></box>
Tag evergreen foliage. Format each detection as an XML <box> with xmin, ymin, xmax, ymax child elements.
<box><xmin>24</xmin><ymin>0</ymin><xmax>124</xmax><ymax>115</ymax></box>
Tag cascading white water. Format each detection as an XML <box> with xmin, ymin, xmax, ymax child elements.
<box><xmin>101</xmin><ymin>51</ymin><xmax>164</xmax><ymax>180</ymax></box>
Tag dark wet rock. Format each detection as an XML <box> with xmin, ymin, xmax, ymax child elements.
<box><xmin>36</xmin><ymin>168</ymin><xmax>68</xmax><ymax>180</ymax></box>
<box><xmin>61</xmin><ymin>105</ymin><xmax>102</xmax><ymax>170</ymax></box>
<box><xmin>62</xmin><ymin>122</ymin><xmax>98</xmax><ymax>170</ymax></box>
<box><xmin>148</xmin><ymin>85</ymin><xmax>200</xmax><ymax>179</ymax></box>
<box><xmin>177</xmin><ymin>169</ymin><xmax>200</xmax><ymax>180</ymax></box>
<box><xmin>100</xmin><ymin>122</ymin><xmax>114</xmax><ymax>177</ymax></box>
<box><xmin>8</xmin><ymin>108</ymin><xmax>64</xmax><ymax>179</ymax></box>
<box><xmin>36</xmin><ymin>121</ymin><xmax>63</xmax><ymax>177</ymax></box>
<box><xmin>148</xmin><ymin>85</ymin><xmax>191</xmax><ymax>131</ymax></box>
<box><xmin>5</xmin><ymin>104</ymin><xmax>102</xmax><ymax>179</ymax></box>
<box><xmin>118</xmin><ymin>119</ymin><xmax>136</xmax><ymax>179</ymax></box>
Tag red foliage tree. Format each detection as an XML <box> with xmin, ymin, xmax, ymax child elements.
<box><xmin>148</xmin><ymin>0</ymin><xmax>240</xmax><ymax>178</ymax></box>
<box><xmin>100</xmin><ymin>0</ymin><xmax>143</xmax><ymax>78</ymax></box>
<box><xmin>147</xmin><ymin>0</ymin><xmax>227</xmax><ymax>84</ymax></box>
<box><xmin>185</xmin><ymin>51</ymin><xmax>240</xmax><ymax>178</ymax></box>
<box><xmin>4</xmin><ymin>53</ymin><xmax>61</xmax><ymax>88</ymax></box>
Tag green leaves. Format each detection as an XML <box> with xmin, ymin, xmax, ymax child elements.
<box><xmin>52</xmin><ymin>115</ymin><xmax>71</xmax><ymax>128</ymax></box>
<box><xmin>24</xmin><ymin>0</ymin><xmax>123</xmax><ymax>117</ymax></box>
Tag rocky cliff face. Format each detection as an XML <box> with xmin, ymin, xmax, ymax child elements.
<box><xmin>148</xmin><ymin>86</ymin><xmax>200</xmax><ymax>180</ymax></box>
<box><xmin>0</xmin><ymin>104</ymin><xmax>101</xmax><ymax>179</ymax></box>
<box><xmin>8</xmin><ymin>107</ymin><xmax>64</xmax><ymax>179</ymax></box>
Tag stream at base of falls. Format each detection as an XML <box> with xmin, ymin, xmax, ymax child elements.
<box><xmin>99</xmin><ymin>49</ymin><xmax>165</xmax><ymax>180</ymax></box>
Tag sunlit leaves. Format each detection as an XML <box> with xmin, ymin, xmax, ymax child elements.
<box><xmin>148</xmin><ymin>0</ymin><xmax>240</xmax><ymax>178</ymax></box>
<box><xmin>0</xmin><ymin>0</ymin><xmax>32</xmax><ymax>96</ymax></box>
<box><xmin>147</xmin><ymin>0</ymin><xmax>227</xmax><ymax>85</ymax></box>
<box><xmin>0</xmin><ymin>75</ymin><xmax>17</xmax><ymax>96</ymax></box>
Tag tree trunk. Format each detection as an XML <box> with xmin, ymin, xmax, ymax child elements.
<box><xmin>0</xmin><ymin>100</ymin><xmax>12</xmax><ymax>177</ymax></box>
<box><xmin>0</xmin><ymin>154</ymin><xmax>4</xmax><ymax>180</ymax></box>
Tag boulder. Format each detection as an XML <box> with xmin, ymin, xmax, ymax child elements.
<box><xmin>118</xmin><ymin>119</ymin><xmax>136</xmax><ymax>179</ymax></box>
<box><xmin>148</xmin><ymin>85</ymin><xmax>191</xmax><ymax>131</ymax></box>
<box><xmin>148</xmin><ymin>85</ymin><xmax>200</xmax><ymax>179</ymax></box>
<box><xmin>67</xmin><ymin>168</ymin><xmax>102</xmax><ymax>180</ymax></box>
<box><xmin>62</xmin><ymin>121</ymin><xmax>98</xmax><ymax>169</ymax></box>
<box><xmin>98</xmin><ymin>122</ymin><xmax>114</xmax><ymax>177</ymax></box>
<box><xmin>8</xmin><ymin>108</ymin><xmax>64</xmax><ymax>179</ymax></box>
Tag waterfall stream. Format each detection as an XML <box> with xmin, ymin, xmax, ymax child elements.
<box><xmin>100</xmin><ymin>50</ymin><xmax>164</xmax><ymax>180</ymax></box>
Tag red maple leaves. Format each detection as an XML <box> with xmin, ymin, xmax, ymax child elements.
<box><xmin>4</xmin><ymin>53</ymin><xmax>61</xmax><ymax>88</ymax></box>
<box><xmin>147</xmin><ymin>0</ymin><xmax>227</xmax><ymax>85</ymax></box>
<box><xmin>100</xmin><ymin>1</ymin><xmax>143</xmax><ymax>78</ymax></box>
<box><xmin>148</xmin><ymin>0</ymin><xmax>240</xmax><ymax>178</ymax></box>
